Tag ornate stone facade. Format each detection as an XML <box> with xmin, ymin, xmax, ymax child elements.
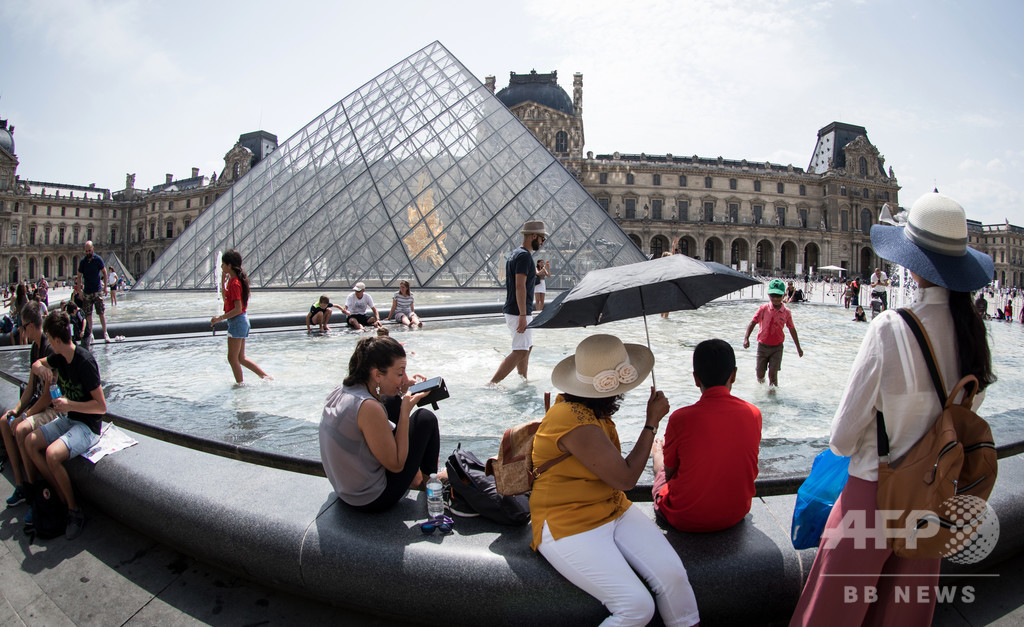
<box><xmin>0</xmin><ymin>125</ymin><xmax>275</xmax><ymax>283</ymax></box>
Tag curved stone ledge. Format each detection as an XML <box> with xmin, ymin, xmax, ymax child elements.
<box><xmin>61</xmin><ymin>427</ymin><xmax>1024</xmax><ymax>625</ymax></box>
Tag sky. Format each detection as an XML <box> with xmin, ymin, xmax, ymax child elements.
<box><xmin>1</xmin><ymin>0</ymin><xmax>1022</xmax><ymax>225</ymax></box>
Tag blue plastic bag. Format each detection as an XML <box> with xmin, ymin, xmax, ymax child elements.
<box><xmin>791</xmin><ymin>449</ymin><xmax>850</xmax><ymax>550</ymax></box>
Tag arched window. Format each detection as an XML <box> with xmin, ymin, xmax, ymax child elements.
<box><xmin>555</xmin><ymin>131</ymin><xmax>568</xmax><ymax>153</ymax></box>
<box><xmin>43</xmin><ymin>257</ymin><xmax>50</xmax><ymax>278</ymax></box>
<box><xmin>859</xmin><ymin>157</ymin><xmax>868</xmax><ymax>175</ymax></box>
<box><xmin>58</xmin><ymin>257</ymin><xmax>65</xmax><ymax>277</ymax></box>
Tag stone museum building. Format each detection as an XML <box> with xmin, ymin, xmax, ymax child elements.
<box><xmin>0</xmin><ymin>59</ymin><xmax>1020</xmax><ymax>288</ymax></box>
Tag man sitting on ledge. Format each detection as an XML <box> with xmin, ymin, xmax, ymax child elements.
<box><xmin>652</xmin><ymin>338</ymin><xmax>762</xmax><ymax>532</ymax></box>
<box><xmin>24</xmin><ymin>310</ymin><xmax>107</xmax><ymax>540</ymax></box>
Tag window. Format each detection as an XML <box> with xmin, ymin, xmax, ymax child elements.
<box><xmin>150</xmin><ymin>223</ymin><xmax>155</xmax><ymax>239</ymax></box>
<box><xmin>625</xmin><ymin>198</ymin><xmax>636</xmax><ymax>219</ymax></box>
<box><xmin>653</xmin><ymin>174</ymin><xmax>661</xmax><ymax>186</ymax></box>
<box><xmin>777</xmin><ymin>182</ymin><xmax>784</xmax><ymax>194</ymax></box>
<box><xmin>164</xmin><ymin>221</ymin><xmax>172</xmax><ymax>238</ymax></box>
<box><xmin>679</xmin><ymin>175</ymin><xmax>687</xmax><ymax>187</ymax></box>
<box><xmin>204</xmin><ymin>195</ymin><xmax>210</xmax><ymax>205</ymax></box>
<box><xmin>799</xmin><ymin>185</ymin><xmax>806</xmax><ymax>196</ymax></box>
<box><xmin>729</xmin><ymin>178</ymin><xmax>737</xmax><ymax>190</ymax></box>
<box><xmin>703</xmin><ymin>201</ymin><xmax>714</xmax><ymax>222</ymax></box>
<box><xmin>599</xmin><ymin>172</ymin><xmax>608</xmax><ymax>184</ymax></box>
<box><xmin>61</xmin><ymin>207</ymin><xmax>66</xmax><ymax>216</ymax></box>
<box><xmin>859</xmin><ymin>157</ymin><xmax>868</xmax><ymax>176</ymax></box>
<box><xmin>32</xmin><ymin>206</ymin><xmax>37</xmax><ymax>215</ymax></box>
<box><xmin>799</xmin><ymin>209</ymin><xmax>808</xmax><ymax>228</ymax></box>
<box><xmin>863</xmin><ymin>187</ymin><xmax>869</xmax><ymax>199</ymax></box>
<box><xmin>138</xmin><ymin>225</ymin><xmax>144</xmax><ymax>242</ymax></box>
<box><xmin>89</xmin><ymin>208</ymin><xmax>93</xmax><ymax>218</ymax></box>
<box><xmin>29</xmin><ymin>227</ymin><xmax>36</xmax><ymax>245</ymax></box>
<box><xmin>151</xmin><ymin>202</ymin><xmax>156</xmax><ymax>212</ymax></box>
<box><xmin>704</xmin><ymin>176</ymin><xmax>712</xmax><ymax>188</ymax></box>
<box><xmin>753</xmin><ymin>205</ymin><xmax>763</xmax><ymax>225</ymax></box>
<box><xmin>840</xmin><ymin>186</ymin><xmax>847</xmax><ymax>196</ymax></box>
<box><xmin>677</xmin><ymin>200</ymin><xmax>689</xmax><ymax>221</ymax></box>
<box><xmin>626</xmin><ymin>173</ymin><xmax>634</xmax><ymax>185</ymax></box>
<box><xmin>168</xmin><ymin>200</ymin><xmax>175</xmax><ymax>210</ymax></box>
<box><xmin>112</xmin><ymin>210</ymin><xmax>117</xmax><ymax>219</ymax></box>
<box><xmin>44</xmin><ymin>227</ymin><xmax>51</xmax><ymax>245</ymax></box>
<box><xmin>11</xmin><ymin>224</ymin><xmax>17</xmax><ymax>244</ymax></box>
<box><xmin>86</xmin><ymin>228</ymin><xmax>93</xmax><ymax>241</ymax></box>
<box><xmin>754</xmin><ymin>180</ymin><xmax>761</xmax><ymax>192</ymax></box>
<box><xmin>598</xmin><ymin>197</ymin><xmax>609</xmax><ymax>212</ymax></box>
<box><xmin>183</xmin><ymin>217</ymin><xmax>190</xmax><ymax>229</ymax></box>
<box><xmin>776</xmin><ymin>206</ymin><xmax>786</xmax><ymax>227</ymax></box>
<box><xmin>110</xmin><ymin>228</ymin><xmax>116</xmax><ymax>244</ymax></box>
<box><xmin>58</xmin><ymin>227</ymin><xmax>65</xmax><ymax>244</ymax></box>
<box><xmin>47</xmin><ymin>206</ymin><xmax>51</xmax><ymax>216</ymax></box>
<box><xmin>728</xmin><ymin>203</ymin><xmax>738</xmax><ymax>223</ymax></box>
<box><xmin>651</xmin><ymin>237</ymin><xmax>665</xmax><ymax>258</ymax></box>
<box><xmin>75</xmin><ymin>207</ymin><xmax>80</xmax><ymax>217</ymax></box>
<box><xmin>555</xmin><ymin>131</ymin><xmax>568</xmax><ymax>153</ymax></box>
<box><xmin>652</xmin><ymin>199</ymin><xmax>662</xmax><ymax>220</ymax></box>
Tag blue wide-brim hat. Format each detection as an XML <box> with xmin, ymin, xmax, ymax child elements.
<box><xmin>870</xmin><ymin>192</ymin><xmax>993</xmax><ymax>292</ymax></box>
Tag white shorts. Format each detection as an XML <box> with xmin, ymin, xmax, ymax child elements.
<box><xmin>504</xmin><ymin>313</ymin><xmax>533</xmax><ymax>351</ymax></box>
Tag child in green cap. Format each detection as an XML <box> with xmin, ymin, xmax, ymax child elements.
<box><xmin>742</xmin><ymin>278</ymin><xmax>803</xmax><ymax>387</ymax></box>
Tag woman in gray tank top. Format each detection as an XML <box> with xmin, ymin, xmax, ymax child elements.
<box><xmin>319</xmin><ymin>336</ymin><xmax>442</xmax><ymax>512</ymax></box>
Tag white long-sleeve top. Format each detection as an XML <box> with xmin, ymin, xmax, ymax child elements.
<box><xmin>830</xmin><ymin>286</ymin><xmax>984</xmax><ymax>481</ymax></box>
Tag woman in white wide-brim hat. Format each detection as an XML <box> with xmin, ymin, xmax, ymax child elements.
<box><xmin>791</xmin><ymin>192</ymin><xmax>996</xmax><ymax>625</ymax></box>
<box><xmin>530</xmin><ymin>334</ymin><xmax>700</xmax><ymax>626</ymax></box>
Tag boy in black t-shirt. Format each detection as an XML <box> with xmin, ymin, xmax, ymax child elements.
<box><xmin>24</xmin><ymin>310</ymin><xmax>106</xmax><ymax>540</ymax></box>
<box><xmin>1</xmin><ymin>301</ymin><xmax>58</xmax><ymax>508</ymax></box>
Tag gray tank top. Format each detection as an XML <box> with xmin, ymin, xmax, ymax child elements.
<box><xmin>319</xmin><ymin>383</ymin><xmax>387</xmax><ymax>506</ymax></box>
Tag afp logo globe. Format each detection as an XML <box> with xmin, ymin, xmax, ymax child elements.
<box><xmin>942</xmin><ymin>495</ymin><xmax>999</xmax><ymax>565</ymax></box>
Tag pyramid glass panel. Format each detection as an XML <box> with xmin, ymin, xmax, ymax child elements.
<box><xmin>136</xmin><ymin>42</ymin><xmax>644</xmax><ymax>291</ymax></box>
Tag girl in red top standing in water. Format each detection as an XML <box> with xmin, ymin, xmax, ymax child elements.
<box><xmin>210</xmin><ymin>250</ymin><xmax>271</xmax><ymax>384</ymax></box>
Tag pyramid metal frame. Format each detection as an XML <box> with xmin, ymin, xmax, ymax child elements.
<box><xmin>136</xmin><ymin>41</ymin><xmax>645</xmax><ymax>291</ymax></box>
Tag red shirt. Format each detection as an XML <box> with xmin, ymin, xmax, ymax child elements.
<box><xmin>223</xmin><ymin>277</ymin><xmax>246</xmax><ymax>314</ymax></box>
<box><xmin>752</xmin><ymin>303</ymin><xmax>794</xmax><ymax>346</ymax></box>
<box><xmin>658</xmin><ymin>386</ymin><xmax>762</xmax><ymax>532</ymax></box>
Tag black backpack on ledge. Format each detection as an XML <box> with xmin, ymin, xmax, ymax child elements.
<box><xmin>445</xmin><ymin>445</ymin><xmax>530</xmax><ymax>526</ymax></box>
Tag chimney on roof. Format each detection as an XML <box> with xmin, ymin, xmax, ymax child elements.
<box><xmin>192</xmin><ymin>167</ymin><xmax>199</xmax><ymax>178</ymax></box>
<box><xmin>166</xmin><ymin>174</ymin><xmax>173</xmax><ymax>184</ymax></box>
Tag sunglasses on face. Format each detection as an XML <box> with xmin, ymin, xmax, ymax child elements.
<box><xmin>419</xmin><ymin>514</ymin><xmax>454</xmax><ymax>535</ymax></box>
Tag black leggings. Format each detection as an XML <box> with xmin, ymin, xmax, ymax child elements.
<box><xmin>348</xmin><ymin>405</ymin><xmax>440</xmax><ymax>513</ymax></box>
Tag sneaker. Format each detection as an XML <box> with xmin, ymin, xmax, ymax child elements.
<box><xmin>66</xmin><ymin>508</ymin><xmax>85</xmax><ymax>540</ymax></box>
<box><xmin>24</xmin><ymin>507</ymin><xmax>33</xmax><ymax>526</ymax></box>
<box><xmin>445</xmin><ymin>486</ymin><xmax>479</xmax><ymax>518</ymax></box>
<box><xmin>6</xmin><ymin>486</ymin><xmax>25</xmax><ymax>507</ymax></box>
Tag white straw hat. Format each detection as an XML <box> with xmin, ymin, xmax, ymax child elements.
<box><xmin>551</xmin><ymin>334</ymin><xmax>654</xmax><ymax>398</ymax></box>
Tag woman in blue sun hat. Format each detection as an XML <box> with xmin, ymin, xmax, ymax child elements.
<box><xmin>791</xmin><ymin>192</ymin><xmax>996</xmax><ymax>625</ymax></box>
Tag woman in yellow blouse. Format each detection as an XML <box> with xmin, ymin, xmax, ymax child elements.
<box><xmin>530</xmin><ymin>334</ymin><xmax>700</xmax><ymax>626</ymax></box>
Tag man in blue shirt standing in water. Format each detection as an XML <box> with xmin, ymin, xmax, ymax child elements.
<box><xmin>490</xmin><ymin>220</ymin><xmax>546</xmax><ymax>384</ymax></box>
<box><xmin>75</xmin><ymin>241</ymin><xmax>109</xmax><ymax>345</ymax></box>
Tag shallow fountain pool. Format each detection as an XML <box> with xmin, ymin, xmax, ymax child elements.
<box><xmin>3</xmin><ymin>292</ymin><xmax>1023</xmax><ymax>481</ymax></box>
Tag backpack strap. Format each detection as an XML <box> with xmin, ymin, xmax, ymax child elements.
<box><xmin>532</xmin><ymin>452</ymin><xmax>571</xmax><ymax>480</ymax></box>
<box><xmin>876</xmin><ymin>308</ymin><xmax>948</xmax><ymax>463</ymax></box>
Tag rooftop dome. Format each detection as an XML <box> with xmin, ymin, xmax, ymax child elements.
<box><xmin>0</xmin><ymin>119</ymin><xmax>14</xmax><ymax>156</ymax></box>
<box><xmin>495</xmin><ymin>71</ymin><xmax>574</xmax><ymax>116</ymax></box>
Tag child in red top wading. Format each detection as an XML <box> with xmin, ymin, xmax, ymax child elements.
<box><xmin>742</xmin><ymin>278</ymin><xmax>803</xmax><ymax>387</ymax></box>
<box><xmin>210</xmin><ymin>250</ymin><xmax>271</xmax><ymax>384</ymax></box>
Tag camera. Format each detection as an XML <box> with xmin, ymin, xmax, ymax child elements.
<box><xmin>408</xmin><ymin>377</ymin><xmax>449</xmax><ymax>410</ymax></box>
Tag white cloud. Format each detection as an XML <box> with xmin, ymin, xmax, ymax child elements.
<box><xmin>958</xmin><ymin>112</ymin><xmax>1001</xmax><ymax>128</ymax></box>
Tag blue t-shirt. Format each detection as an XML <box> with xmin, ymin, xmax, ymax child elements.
<box><xmin>78</xmin><ymin>254</ymin><xmax>106</xmax><ymax>294</ymax></box>
<box><xmin>502</xmin><ymin>246</ymin><xmax>537</xmax><ymax>316</ymax></box>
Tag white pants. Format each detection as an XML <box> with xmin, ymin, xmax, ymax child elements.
<box><xmin>539</xmin><ymin>505</ymin><xmax>700</xmax><ymax>627</ymax></box>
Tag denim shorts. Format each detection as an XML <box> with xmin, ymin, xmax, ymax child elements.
<box><xmin>227</xmin><ymin>313</ymin><xmax>251</xmax><ymax>339</ymax></box>
<box><xmin>40</xmin><ymin>414</ymin><xmax>100</xmax><ymax>459</ymax></box>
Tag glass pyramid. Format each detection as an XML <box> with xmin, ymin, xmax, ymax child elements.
<box><xmin>136</xmin><ymin>41</ymin><xmax>645</xmax><ymax>291</ymax></box>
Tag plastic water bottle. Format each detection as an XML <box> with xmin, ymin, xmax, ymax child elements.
<box><xmin>426</xmin><ymin>473</ymin><xmax>444</xmax><ymax>518</ymax></box>
<box><xmin>49</xmin><ymin>383</ymin><xmax>61</xmax><ymax>400</ymax></box>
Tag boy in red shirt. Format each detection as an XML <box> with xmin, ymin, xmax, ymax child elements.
<box><xmin>742</xmin><ymin>278</ymin><xmax>803</xmax><ymax>387</ymax></box>
<box><xmin>652</xmin><ymin>339</ymin><xmax>762</xmax><ymax>532</ymax></box>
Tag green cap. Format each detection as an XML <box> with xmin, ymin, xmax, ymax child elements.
<box><xmin>768</xmin><ymin>279</ymin><xmax>786</xmax><ymax>296</ymax></box>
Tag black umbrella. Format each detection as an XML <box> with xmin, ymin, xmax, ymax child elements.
<box><xmin>529</xmin><ymin>254</ymin><xmax>759</xmax><ymax>386</ymax></box>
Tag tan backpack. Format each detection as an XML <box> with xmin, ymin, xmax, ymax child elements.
<box><xmin>486</xmin><ymin>393</ymin><xmax>570</xmax><ymax>496</ymax></box>
<box><xmin>876</xmin><ymin>309</ymin><xmax>998</xmax><ymax>559</ymax></box>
